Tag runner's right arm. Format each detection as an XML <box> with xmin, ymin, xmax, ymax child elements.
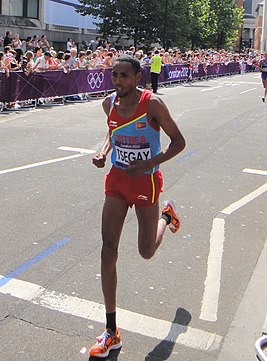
<box><xmin>92</xmin><ymin>97</ymin><xmax>112</xmax><ymax>168</ymax></box>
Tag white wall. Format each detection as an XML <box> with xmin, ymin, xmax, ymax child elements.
<box><xmin>44</xmin><ymin>0</ymin><xmax>98</xmax><ymax>29</ymax></box>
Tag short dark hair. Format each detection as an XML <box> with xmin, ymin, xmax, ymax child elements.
<box><xmin>115</xmin><ymin>55</ymin><xmax>141</xmax><ymax>74</ymax></box>
<box><xmin>57</xmin><ymin>51</ymin><xmax>65</xmax><ymax>60</ymax></box>
<box><xmin>4</xmin><ymin>46</ymin><xmax>11</xmax><ymax>54</ymax></box>
<box><xmin>64</xmin><ymin>53</ymin><xmax>71</xmax><ymax>60</ymax></box>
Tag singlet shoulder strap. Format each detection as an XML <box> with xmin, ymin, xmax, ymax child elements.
<box><xmin>109</xmin><ymin>92</ymin><xmax>116</xmax><ymax>115</ymax></box>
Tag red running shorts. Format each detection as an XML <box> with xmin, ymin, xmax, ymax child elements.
<box><xmin>105</xmin><ymin>166</ymin><xmax>163</xmax><ymax>208</ymax></box>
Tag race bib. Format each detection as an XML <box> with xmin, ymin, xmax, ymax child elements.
<box><xmin>115</xmin><ymin>144</ymin><xmax>151</xmax><ymax>166</ymax></box>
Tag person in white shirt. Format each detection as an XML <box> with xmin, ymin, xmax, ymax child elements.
<box><xmin>12</xmin><ymin>34</ymin><xmax>23</xmax><ymax>62</ymax></box>
<box><xmin>66</xmin><ymin>38</ymin><xmax>73</xmax><ymax>51</ymax></box>
<box><xmin>32</xmin><ymin>51</ymin><xmax>53</xmax><ymax>72</ymax></box>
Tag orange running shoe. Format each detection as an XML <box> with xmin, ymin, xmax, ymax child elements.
<box><xmin>162</xmin><ymin>200</ymin><xmax>181</xmax><ymax>233</ymax></box>
<box><xmin>89</xmin><ymin>328</ymin><xmax>122</xmax><ymax>358</ymax></box>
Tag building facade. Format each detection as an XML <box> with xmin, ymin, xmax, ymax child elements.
<box><xmin>0</xmin><ymin>0</ymin><xmax>99</xmax><ymax>50</ymax></box>
<box><xmin>242</xmin><ymin>0</ymin><xmax>267</xmax><ymax>51</ymax></box>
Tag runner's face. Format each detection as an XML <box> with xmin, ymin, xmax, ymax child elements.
<box><xmin>111</xmin><ymin>62</ymin><xmax>140</xmax><ymax>97</ymax></box>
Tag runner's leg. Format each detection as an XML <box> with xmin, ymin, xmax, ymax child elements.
<box><xmin>101</xmin><ymin>196</ymin><xmax>128</xmax><ymax>313</ymax></box>
<box><xmin>135</xmin><ymin>199</ymin><xmax>167</xmax><ymax>259</ymax></box>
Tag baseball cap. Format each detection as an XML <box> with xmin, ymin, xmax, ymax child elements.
<box><xmin>44</xmin><ymin>51</ymin><xmax>52</xmax><ymax>57</ymax></box>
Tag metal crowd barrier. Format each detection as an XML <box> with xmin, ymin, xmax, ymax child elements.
<box><xmin>256</xmin><ymin>335</ymin><xmax>267</xmax><ymax>361</ymax></box>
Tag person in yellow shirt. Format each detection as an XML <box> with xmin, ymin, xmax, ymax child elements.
<box><xmin>150</xmin><ymin>49</ymin><xmax>162</xmax><ymax>93</ymax></box>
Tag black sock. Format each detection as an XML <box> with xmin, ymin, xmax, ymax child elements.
<box><xmin>106</xmin><ymin>312</ymin><xmax>116</xmax><ymax>333</ymax></box>
<box><xmin>161</xmin><ymin>213</ymin><xmax>171</xmax><ymax>225</ymax></box>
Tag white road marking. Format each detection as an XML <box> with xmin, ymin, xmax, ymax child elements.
<box><xmin>200</xmin><ymin>218</ymin><xmax>225</xmax><ymax>322</ymax></box>
<box><xmin>0</xmin><ymin>154</ymin><xmax>84</xmax><ymax>176</ymax></box>
<box><xmin>58</xmin><ymin>146</ymin><xmax>96</xmax><ymax>154</ymax></box>
<box><xmin>0</xmin><ymin>276</ymin><xmax>222</xmax><ymax>351</ymax></box>
<box><xmin>221</xmin><ymin>182</ymin><xmax>267</xmax><ymax>215</ymax></box>
<box><xmin>201</xmin><ymin>168</ymin><xmax>267</xmax><ymax>322</ymax></box>
<box><xmin>243</xmin><ymin>168</ymin><xmax>267</xmax><ymax>176</ymax></box>
<box><xmin>201</xmin><ymin>86</ymin><xmax>223</xmax><ymax>92</ymax></box>
<box><xmin>240</xmin><ymin>88</ymin><xmax>256</xmax><ymax>94</ymax></box>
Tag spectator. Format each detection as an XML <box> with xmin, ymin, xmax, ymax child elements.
<box><xmin>0</xmin><ymin>51</ymin><xmax>8</xmax><ymax>74</ymax></box>
<box><xmin>5</xmin><ymin>49</ymin><xmax>21</xmax><ymax>72</ymax></box>
<box><xmin>103</xmin><ymin>51</ymin><xmax>113</xmax><ymax>68</ymax></box>
<box><xmin>4</xmin><ymin>31</ymin><xmax>12</xmax><ymax>47</ymax></box>
<box><xmin>85</xmin><ymin>49</ymin><xmax>93</xmax><ymax>68</ymax></box>
<box><xmin>32</xmin><ymin>51</ymin><xmax>53</xmax><ymax>72</ymax></box>
<box><xmin>49</xmin><ymin>49</ymin><xmax>59</xmax><ymax>70</ymax></box>
<box><xmin>81</xmin><ymin>40</ymin><xmax>88</xmax><ymax>51</ymax></box>
<box><xmin>1</xmin><ymin>50</ymin><xmax>9</xmax><ymax>77</ymax></box>
<box><xmin>76</xmin><ymin>51</ymin><xmax>87</xmax><ymax>69</ymax></box>
<box><xmin>23</xmin><ymin>51</ymin><xmax>35</xmax><ymax>74</ymax></box>
<box><xmin>150</xmin><ymin>49</ymin><xmax>162</xmax><ymax>93</ymax></box>
<box><xmin>69</xmin><ymin>48</ymin><xmax>78</xmax><ymax>69</ymax></box>
<box><xmin>32</xmin><ymin>35</ymin><xmax>39</xmax><ymax>48</ymax></box>
<box><xmin>25</xmin><ymin>36</ymin><xmax>34</xmax><ymax>52</ymax></box>
<box><xmin>90</xmin><ymin>51</ymin><xmax>103</xmax><ymax>68</ymax></box>
<box><xmin>0</xmin><ymin>51</ymin><xmax>5</xmax><ymax>68</ymax></box>
<box><xmin>62</xmin><ymin>53</ymin><xmax>71</xmax><ymax>72</ymax></box>
<box><xmin>142</xmin><ymin>51</ymin><xmax>152</xmax><ymax>66</ymax></box>
<box><xmin>89</xmin><ymin>38</ymin><xmax>97</xmax><ymax>52</ymax></box>
<box><xmin>66</xmin><ymin>38</ymin><xmax>73</xmax><ymax>51</ymax></box>
<box><xmin>39</xmin><ymin>35</ymin><xmax>50</xmax><ymax>52</ymax></box>
<box><xmin>56</xmin><ymin>51</ymin><xmax>65</xmax><ymax>68</ymax></box>
<box><xmin>34</xmin><ymin>46</ymin><xmax>42</xmax><ymax>61</ymax></box>
<box><xmin>12</xmin><ymin>34</ymin><xmax>23</xmax><ymax>62</ymax></box>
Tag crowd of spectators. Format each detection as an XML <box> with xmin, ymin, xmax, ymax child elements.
<box><xmin>0</xmin><ymin>30</ymin><xmax>264</xmax><ymax>78</ymax></box>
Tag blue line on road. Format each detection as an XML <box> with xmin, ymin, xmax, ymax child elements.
<box><xmin>0</xmin><ymin>237</ymin><xmax>71</xmax><ymax>287</ymax></box>
<box><xmin>176</xmin><ymin>148</ymin><xmax>197</xmax><ymax>164</ymax></box>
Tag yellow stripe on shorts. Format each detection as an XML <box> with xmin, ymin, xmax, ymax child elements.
<box><xmin>151</xmin><ymin>173</ymin><xmax>155</xmax><ymax>204</ymax></box>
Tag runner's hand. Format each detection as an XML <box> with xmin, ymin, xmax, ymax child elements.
<box><xmin>125</xmin><ymin>160</ymin><xmax>151</xmax><ymax>176</ymax></box>
<box><xmin>92</xmin><ymin>153</ymin><xmax>106</xmax><ymax>168</ymax></box>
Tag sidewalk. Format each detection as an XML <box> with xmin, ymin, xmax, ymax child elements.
<box><xmin>217</xmin><ymin>239</ymin><xmax>267</xmax><ymax>361</ymax></box>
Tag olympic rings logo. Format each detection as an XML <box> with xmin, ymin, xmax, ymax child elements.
<box><xmin>87</xmin><ymin>72</ymin><xmax>105</xmax><ymax>89</ymax></box>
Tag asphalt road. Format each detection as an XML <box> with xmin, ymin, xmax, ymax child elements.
<box><xmin>0</xmin><ymin>72</ymin><xmax>266</xmax><ymax>361</ymax></box>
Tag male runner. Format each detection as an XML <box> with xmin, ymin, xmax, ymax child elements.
<box><xmin>259</xmin><ymin>51</ymin><xmax>267</xmax><ymax>102</ymax></box>
<box><xmin>89</xmin><ymin>55</ymin><xmax>186</xmax><ymax>358</ymax></box>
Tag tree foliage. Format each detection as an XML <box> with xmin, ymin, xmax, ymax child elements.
<box><xmin>188</xmin><ymin>0</ymin><xmax>243</xmax><ymax>49</ymax></box>
<box><xmin>77</xmin><ymin>0</ymin><xmax>243</xmax><ymax>50</ymax></box>
<box><xmin>76</xmin><ymin>0</ymin><xmax>164</xmax><ymax>47</ymax></box>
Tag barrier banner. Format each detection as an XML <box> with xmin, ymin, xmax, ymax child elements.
<box><xmin>0</xmin><ymin>62</ymin><xmax>243</xmax><ymax>103</ymax></box>
<box><xmin>0</xmin><ymin>72</ymin><xmax>10</xmax><ymax>102</ymax></box>
<box><xmin>192</xmin><ymin>62</ymin><xmax>241</xmax><ymax>79</ymax></box>
<box><xmin>6</xmin><ymin>69</ymin><xmax>115</xmax><ymax>102</ymax></box>
<box><xmin>160</xmin><ymin>64</ymin><xmax>189</xmax><ymax>83</ymax></box>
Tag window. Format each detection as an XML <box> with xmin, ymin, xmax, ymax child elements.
<box><xmin>27</xmin><ymin>0</ymin><xmax>38</xmax><ymax>18</ymax></box>
<box><xmin>9</xmin><ymin>0</ymin><xmax>23</xmax><ymax>16</ymax></box>
<box><xmin>244</xmin><ymin>0</ymin><xmax>252</xmax><ymax>14</ymax></box>
<box><xmin>9</xmin><ymin>0</ymin><xmax>39</xmax><ymax>19</ymax></box>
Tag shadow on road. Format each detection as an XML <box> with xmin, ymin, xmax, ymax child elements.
<box><xmin>88</xmin><ymin>307</ymin><xmax>191</xmax><ymax>361</ymax></box>
<box><xmin>144</xmin><ymin>307</ymin><xmax>192</xmax><ymax>361</ymax></box>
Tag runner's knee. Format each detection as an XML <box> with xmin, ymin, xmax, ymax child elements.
<box><xmin>138</xmin><ymin>244</ymin><xmax>155</xmax><ymax>260</ymax></box>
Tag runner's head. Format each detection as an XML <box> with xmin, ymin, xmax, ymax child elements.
<box><xmin>114</xmin><ymin>55</ymin><xmax>141</xmax><ymax>74</ymax></box>
<box><xmin>112</xmin><ymin>55</ymin><xmax>141</xmax><ymax>97</ymax></box>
